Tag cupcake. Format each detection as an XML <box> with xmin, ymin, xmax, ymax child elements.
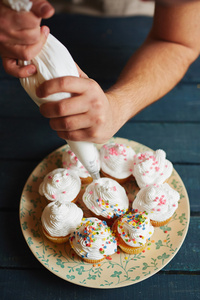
<box><xmin>112</xmin><ymin>211</ymin><xmax>154</xmax><ymax>254</ymax></box>
<box><xmin>132</xmin><ymin>183</ymin><xmax>180</xmax><ymax>227</ymax></box>
<box><xmin>82</xmin><ymin>177</ymin><xmax>129</xmax><ymax>224</ymax></box>
<box><xmin>69</xmin><ymin>217</ymin><xmax>117</xmax><ymax>263</ymax></box>
<box><xmin>39</xmin><ymin>168</ymin><xmax>81</xmax><ymax>203</ymax></box>
<box><xmin>132</xmin><ymin>149</ymin><xmax>173</xmax><ymax>188</ymax></box>
<box><xmin>41</xmin><ymin>201</ymin><xmax>83</xmax><ymax>244</ymax></box>
<box><xmin>62</xmin><ymin>144</ymin><xmax>100</xmax><ymax>184</ymax></box>
<box><xmin>100</xmin><ymin>142</ymin><xmax>135</xmax><ymax>183</ymax></box>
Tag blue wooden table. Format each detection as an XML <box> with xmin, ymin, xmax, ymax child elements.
<box><xmin>0</xmin><ymin>13</ymin><xmax>200</xmax><ymax>299</ymax></box>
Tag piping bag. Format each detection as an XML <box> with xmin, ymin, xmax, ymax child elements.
<box><xmin>4</xmin><ymin>0</ymin><xmax>100</xmax><ymax>180</ymax></box>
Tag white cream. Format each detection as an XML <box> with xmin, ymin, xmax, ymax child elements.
<box><xmin>117</xmin><ymin>212</ymin><xmax>154</xmax><ymax>247</ymax></box>
<box><xmin>39</xmin><ymin>168</ymin><xmax>81</xmax><ymax>203</ymax></box>
<box><xmin>133</xmin><ymin>149</ymin><xmax>173</xmax><ymax>188</ymax></box>
<box><xmin>83</xmin><ymin>177</ymin><xmax>129</xmax><ymax>219</ymax></box>
<box><xmin>7</xmin><ymin>1</ymin><xmax>101</xmax><ymax>181</ymax></box>
<box><xmin>69</xmin><ymin>217</ymin><xmax>117</xmax><ymax>261</ymax></box>
<box><xmin>132</xmin><ymin>183</ymin><xmax>180</xmax><ymax>222</ymax></box>
<box><xmin>3</xmin><ymin>0</ymin><xmax>32</xmax><ymax>11</ymax></box>
<box><xmin>41</xmin><ymin>201</ymin><xmax>83</xmax><ymax>237</ymax></box>
<box><xmin>100</xmin><ymin>142</ymin><xmax>135</xmax><ymax>179</ymax></box>
<box><xmin>62</xmin><ymin>144</ymin><xmax>100</xmax><ymax>179</ymax></box>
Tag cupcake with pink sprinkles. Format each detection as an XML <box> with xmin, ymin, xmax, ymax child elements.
<box><xmin>132</xmin><ymin>149</ymin><xmax>173</xmax><ymax>188</ymax></box>
<box><xmin>39</xmin><ymin>168</ymin><xmax>81</xmax><ymax>203</ymax></box>
<box><xmin>100</xmin><ymin>142</ymin><xmax>135</xmax><ymax>183</ymax></box>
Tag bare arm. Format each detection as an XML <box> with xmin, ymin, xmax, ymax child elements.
<box><xmin>106</xmin><ymin>1</ymin><xmax>200</xmax><ymax>131</ymax></box>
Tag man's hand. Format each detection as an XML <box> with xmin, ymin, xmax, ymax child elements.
<box><xmin>37</xmin><ymin>75</ymin><xmax>120</xmax><ymax>144</ymax></box>
<box><xmin>0</xmin><ymin>0</ymin><xmax>54</xmax><ymax>77</ymax></box>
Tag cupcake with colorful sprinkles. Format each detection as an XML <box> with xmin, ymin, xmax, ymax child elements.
<box><xmin>132</xmin><ymin>149</ymin><xmax>173</xmax><ymax>188</ymax></box>
<box><xmin>112</xmin><ymin>211</ymin><xmax>154</xmax><ymax>254</ymax></box>
<box><xmin>39</xmin><ymin>168</ymin><xmax>81</xmax><ymax>203</ymax></box>
<box><xmin>100</xmin><ymin>142</ymin><xmax>135</xmax><ymax>183</ymax></box>
<box><xmin>62</xmin><ymin>144</ymin><xmax>100</xmax><ymax>184</ymax></box>
<box><xmin>82</xmin><ymin>177</ymin><xmax>129</xmax><ymax>224</ymax></box>
<box><xmin>132</xmin><ymin>183</ymin><xmax>180</xmax><ymax>227</ymax></box>
<box><xmin>69</xmin><ymin>217</ymin><xmax>117</xmax><ymax>263</ymax></box>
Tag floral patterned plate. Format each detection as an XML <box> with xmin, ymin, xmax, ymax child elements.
<box><xmin>19</xmin><ymin>137</ymin><xmax>190</xmax><ymax>288</ymax></box>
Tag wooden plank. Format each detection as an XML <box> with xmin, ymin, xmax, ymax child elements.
<box><xmin>0</xmin><ymin>161</ymin><xmax>199</xmax><ymax>212</ymax></box>
<box><xmin>1</xmin><ymin>118</ymin><xmax>200</xmax><ymax>163</ymax></box>
<box><xmin>0</xmin><ymin>269</ymin><xmax>200</xmax><ymax>300</ymax></box>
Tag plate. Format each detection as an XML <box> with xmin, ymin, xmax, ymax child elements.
<box><xmin>19</xmin><ymin>137</ymin><xmax>190</xmax><ymax>289</ymax></box>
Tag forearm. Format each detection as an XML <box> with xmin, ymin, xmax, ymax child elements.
<box><xmin>106</xmin><ymin>1</ymin><xmax>200</xmax><ymax>131</ymax></box>
<box><xmin>106</xmin><ymin>37</ymin><xmax>199</xmax><ymax>127</ymax></box>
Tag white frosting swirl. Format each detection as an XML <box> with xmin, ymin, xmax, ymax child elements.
<box><xmin>83</xmin><ymin>177</ymin><xmax>129</xmax><ymax>219</ymax></box>
<box><xmin>133</xmin><ymin>149</ymin><xmax>173</xmax><ymax>188</ymax></box>
<box><xmin>41</xmin><ymin>201</ymin><xmax>83</xmax><ymax>237</ymax></box>
<box><xmin>69</xmin><ymin>217</ymin><xmax>117</xmax><ymax>260</ymax></box>
<box><xmin>117</xmin><ymin>212</ymin><xmax>154</xmax><ymax>247</ymax></box>
<box><xmin>100</xmin><ymin>142</ymin><xmax>135</xmax><ymax>179</ymax></box>
<box><xmin>62</xmin><ymin>144</ymin><xmax>100</xmax><ymax>179</ymax></box>
<box><xmin>132</xmin><ymin>183</ymin><xmax>180</xmax><ymax>221</ymax></box>
<box><xmin>39</xmin><ymin>168</ymin><xmax>81</xmax><ymax>203</ymax></box>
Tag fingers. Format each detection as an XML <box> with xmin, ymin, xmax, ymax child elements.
<box><xmin>49</xmin><ymin>114</ymin><xmax>92</xmax><ymax>132</ymax></box>
<box><xmin>1</xmin><ymin>26</ymin><xmax>49</xmax><ymax>61</ymax></box>
<box><xmin>40</xmin><ymin>93</ymin><xmax>90</xmax><ymax>117</ymax></box>
<box><xmin>2</xmin><ymin>58</ymin><xmax>37</xmax><ymax>77</ymax></box>
<box><xmin>36</xmin><ymin>76</ymin><xmax>100</xmax><ymax>98</ymax></box>
<box><xmin>31</xmin><ymin>0</ymin><xmax>55</xmax><ymax>18</ymax></box>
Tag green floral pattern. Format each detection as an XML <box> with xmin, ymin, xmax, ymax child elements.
<box><xmin>19</xmin><ymin>137</ymin><xmax>190</xmax><ymax>288</ymax></box>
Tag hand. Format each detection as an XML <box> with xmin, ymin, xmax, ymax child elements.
<box><xmin>37</xmin><ymin>71</ymin><xmax>120</xmax><ymax>144</ymax></box>
<box><xmin>0</xmin><ymin>0</ymin><xmax>54</xmax><ymax>77</ymax></box>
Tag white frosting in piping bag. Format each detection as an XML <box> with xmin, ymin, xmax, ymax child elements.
<box><xmin>3</xmin><ymin>0</ymin><xmax>32</xmax><ymax>11</ymax></box>
<box><xmin>6</xmin><ymin>1</ymin><xmax>100</xmax><ymax>180</ymax></box>
<box><xmin>62</xmin><ymin>144</ymin><xmax>100</xmax><ymax>179</ymax></box>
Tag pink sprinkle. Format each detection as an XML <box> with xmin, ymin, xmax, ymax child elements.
<box><xmin>52</xmin><ymin>195</ymin><xmax>56</xmax><ymax>199</ymax></box>
<box><xmin>89</xmin><ymin>191</ymin><xmax>93</xmax><ymax>194</ymax></box>
<box><xmin>113</xmin><ymin>186</ymin><xmax>117</xmax><ymax>191</ymax></box>
<box><xmin>130</xmin><ymin>169</ymin><xmax>133</xmax><ymax>172</ymax></box>
<box><xmin>104</xmin><ymin>156</ymin><xmax>110</xmax><ymax>159</ymax></box>
<box><xmin>173</xmin><ymin>204</ymin><xmax>176</xmax><ymax>207</ymax></box>
<box><xmin>48</xmin><ymin>176</ymin><xmax>52</xmax><ymax>179</ymax></box>
<box><xmin>62</xmin><ymin>191</ymin><xmax>66</xmax><ymax>194</ymax></box>
<box><xmin>91</xmin><ymin>206</ymin><xmax>95</xmax><ymax>210</ymax></box>
<box><xmin>157</xmin><ymin>208</ymin><xmax>161</xmax><ymax>211</ymax></box>
<box><xmin>160</xmin><ymin>173</ymin><xmax>164</xmax><ymax>176</ymax></box>
<box><xmin>75</xmin><ymin>156</ymin><xmax>78</xmax><ymax>161</ymax></box>
<box><xmin>155</xmin><ymin>167</ymin><xmax>160</xmax><ymax>172</ymax></box>
<box><xmin>56</xmin><ymin>180</ymin><xmax>59</xmax><ymax>182</ymax></box>
<box><xmin>66</xmin><ymin>173</ymin><xmax>69</xmax><ymax>176</ymax></box>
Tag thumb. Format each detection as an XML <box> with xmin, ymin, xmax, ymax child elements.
<box><xmin>31</xmin><ymin>0</ymin><xmax>55</xmax><ymax>18</ymax></box>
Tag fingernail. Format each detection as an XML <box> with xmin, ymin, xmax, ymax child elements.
<box><xmin>27</xmin><ymin>66</ymin><xmax>36</xmax><ymax>75</ymax></box>
<box><xmin>42</xmin><ymin>26</ymin><xmax>50</xmax><ymax>38</ymax></box>
<box><xmin>40</xmin><ymin>4</ymin><xmax>52</xmax><ymax>15</ymax></box>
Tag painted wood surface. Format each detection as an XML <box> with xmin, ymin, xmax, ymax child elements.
<box><xmin>0</xmin><ymin>14</ymin><xmax>199</xmax><ymax>300</ymax></box>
